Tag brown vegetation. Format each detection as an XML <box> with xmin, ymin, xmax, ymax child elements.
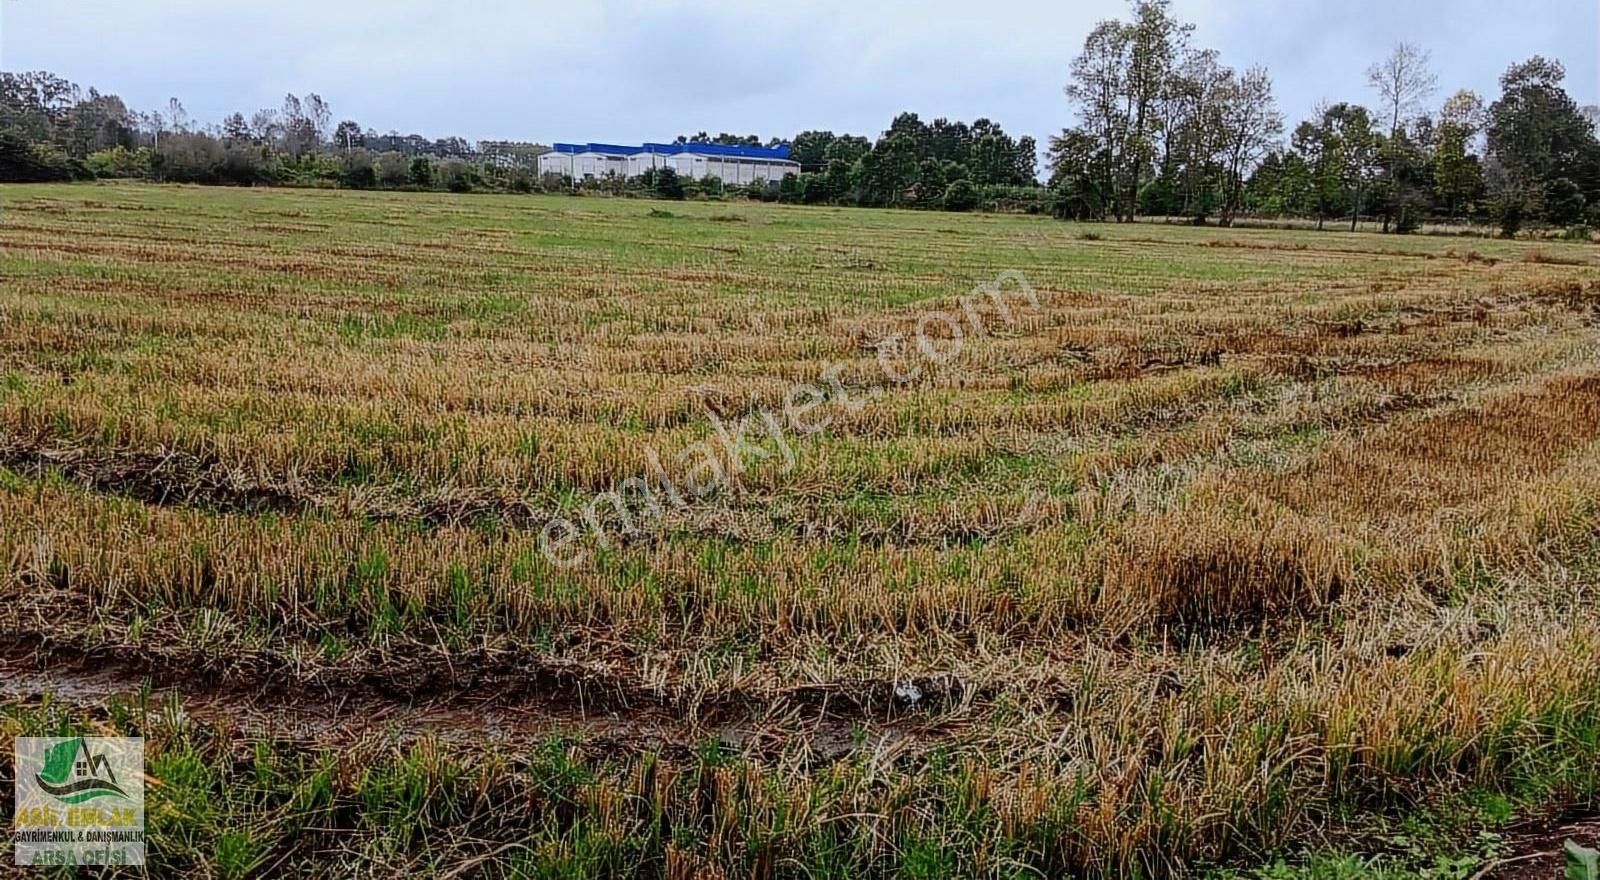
<box><xmin>2</xmin><ymin>183</ymin><xmax>1599</xmax><ymax>876</ymax></box>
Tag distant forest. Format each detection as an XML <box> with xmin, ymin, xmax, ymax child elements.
<box><xmin>3</xmin><ymin>0</ymin><xmax>1597</xmax><ymax>233</ymax></box>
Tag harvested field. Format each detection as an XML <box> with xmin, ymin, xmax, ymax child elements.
<box><xmin>2</xmin><ymin>182</ymin><xmax>1599</xmax><ymax>877</ymax></box>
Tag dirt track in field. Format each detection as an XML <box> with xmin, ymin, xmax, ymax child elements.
<box><xmin>0</xmin><ymin>635</ymin><xmax>945</xmax><ymax>764</ymax></box>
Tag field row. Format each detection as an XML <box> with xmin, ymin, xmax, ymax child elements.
<box><xmin>2</xmin><ymin>183</ymin><xmax>1598</xmax><ymax>876</ymax></box>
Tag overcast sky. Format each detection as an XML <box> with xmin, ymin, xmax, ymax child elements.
<box><xmin>2</xmin><ymin>0</ymin><xmax>1595</xmax><ymax>147</ymax></box>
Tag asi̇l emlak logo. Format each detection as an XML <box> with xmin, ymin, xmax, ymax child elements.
<box><xmin>13</xmin><ymin>736</ymin><xmax>145</xmax><ymax>867</ymax></box>
<box><xmin>34</xmin><ymin>738</ymin><xmax>130</xmax><ymax>804</ymax></box>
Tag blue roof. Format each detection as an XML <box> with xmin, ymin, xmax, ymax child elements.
<box><xmin>550</xmin><ymin>142</ymin><xmax>792</xmax><ymax>160</ymax></box>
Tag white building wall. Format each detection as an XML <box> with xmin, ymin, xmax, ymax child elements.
<box><xmin>538</xmin><ymin>153</ymin><xmax>573</xmax><ymax>177</ymax></box>
<box><xmin>539</xmin><ymin>152</ymin><xmax>630</xmax><ymax>180</ymax></box>
<box><xmin>540</xmin><ymin>149</ymin><xmax>800</xmax><ymax>184</ymax></box>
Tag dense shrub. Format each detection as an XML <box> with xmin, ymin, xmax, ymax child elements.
<box><xmin>1544</xmin><ymin>178</ymin><xmax>1588</xmax><ymax>226</ymax></box>
<box><xmin>505</xmin><ymin>168</ymin><xmax>537</xmax><ymax>193</ymax></box>
<box><xmin>0</xmin><ymin>132</ymin><xmax>81</xmax><ymax>182</ymax></box>
<box><xmin>86</xmin><ymin>146</ymin><xmax>152</xmax><ymax>179</ymax></box>
<box><xmin>942</xmin><ymin>179</ymin><xmax>979</xmax><ymax>212</ymax></box>
<box><xmin>408</xmin><ymin>157</ymin><xmax>434</xmax><ymax>188</ymax></box>
<box><xmin>743</xmin><ymin>180</ymin><xmax>777</xmax><ymax>202</ymax></box>
<box><xmin>977</xmin><ymin>184</ymin><xmax>1050</xmax><ymax>214</ymax></box>
<box><xmin>438</xmin><ymin>159</ymin><xmax>478</xmax><ymax>193</ymax></box>
<box><xmin>1496</xmin><ymin>198</ymin><xmax>1525</xmax><ymax>238</ymax></box>
<box><xmin>658</xmin><ymin>168</ymin><xmax>686</xmax><ymax>200</ymax></box>
<box><xmin>374</xmin><ymin>152</ymin><xmax>411</xmax><ymax>188</ymax></box>
<box><xmin>150</xmin><ymin>133</ymin><xmax>226</xmax><ymax>183</ymax></box>
<box><xmin>215</xmin><ymin>145</ymin><xmax>277</xmax><ymax>186</ymax></box>
<box><xmin>778</xmin><ymin>172</ymin><xmax>802</xmax><ymax>203</ymax></box>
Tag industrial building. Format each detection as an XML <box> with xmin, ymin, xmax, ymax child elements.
<box><xmin>538</xmin><ymin>142</ymin><xmax>800</xmax><ymax>186</ymax></box>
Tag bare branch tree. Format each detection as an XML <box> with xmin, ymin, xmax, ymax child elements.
<box><xmin>165</xmin><ymin>97</ymin><xmax>189</xmax><ymax>133</ymax></box>
<box><xmin>303</xmin><ymin>93</ymin><xmax>331</xmax><ymax>145</ymax></box>
<box><xmin>1367</xmin><ymin>42</ymin><xmax>1437</xmax><ymax>137</ymax></box>
<box><xmin>1367</xmin><ymin>42</ymin><xmax>1436</xmax><ymax>231</ymax></box>
<box><xmin>1216</xmin><ymin>66</ymin><xmax>1283</xmax><ymax>226</ymax></box>
<box><xmin>1066</xmin><ymin>20</ymin><xmax>1134</xmax><ymax>221</ymax></box>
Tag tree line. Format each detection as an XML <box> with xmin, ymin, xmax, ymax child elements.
<box><xmin>640</xmin><ymin>121</ymin><xmax>1041</xmax><ymax>211</ymax></box>
<box><xmin>1050</xmin><ymin>0</ymin><xmax>1600</xmax><ymax>234</ymax></box>
<box><xmin>0</xmin><ymin>74</ymin><xmax>550</xmax><ymax>193</ymax></box>
<box><xmin>553</xmin><ymin>118</ymin><xmax>1043</xmax><ymax>213</ymax></box>
<box><xmin>4</xmin><ymin>4</ymin><xmax>1599</xmax><ymax>234</ymax></box>
<box><xmin>0</xmin><ymin>71</ymin><xmax>1048</xmax><ymax>211</ymax></box>
<box><xmin>777</xmin><ymin>117</ymin><xmax>1039</xmax><ymax>210</ymax></box>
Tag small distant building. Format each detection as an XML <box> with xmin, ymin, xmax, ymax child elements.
<box><xmin>538</xmin><ymin>142</ymin><xmax>800</xmax><ymax>186</ymax></box>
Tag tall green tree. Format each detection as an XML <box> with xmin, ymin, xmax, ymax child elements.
<box><xmin>1066</xmin><ymin>19</ymin><xmax>1133</xmax><ymax>220</ymax></box>
<box><xmin>1326</xmin><ymin>103</ymin><xmax>1380</xmax><ymax>230</ymax></box>
<box><xmin>1485</xmin><ymin>57</ymin><xmax>1600</xmax><ymax>222</ymax></box>
<box><xmin>1121</xmin><ymin>0</ymin><xmax>1189</xmax><ymax>219</ymax></box>
<box><xmin>1291</xmin><ymin>108</ymin><xmax>1347</xmax><ymax>229</ymax></box>
<box><xmin>789</xmin><ymin>130</ymin><xmax>837</xmax><ymax>172</ymax></box>
<box><xmin>1064</xmin><ymin>1</ymin><xmax>1191</xmax><ymax>221</ymax></box>
<box><xmin>1216</xmin><ymin>66</ymin><xmax>1283</xmax><ymax>225</ymax></box>
<box><xmin>333</xmin><ymin>120</ymin><xmax>365</xmax><ymax>150</ymax></box>
<box><xmin>1048</xmin><ymin>128</ymin><xmax>1113</xmax><ymax>220</ymax></box>
<box><xmin>0</xmin><ymin>70</ymin><xmax>81</xmax><ymax>147</ymax></box>
<box><xmin>1432</xmin><ymin>120</ymin><xmax>1482</xmax><ymax>222</ymax></box>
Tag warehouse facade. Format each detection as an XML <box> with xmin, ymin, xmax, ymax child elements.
<box><xmin>538</xmin><ymin>142</ymin><xmax>799</xmax><ymax>186</ymax></box>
